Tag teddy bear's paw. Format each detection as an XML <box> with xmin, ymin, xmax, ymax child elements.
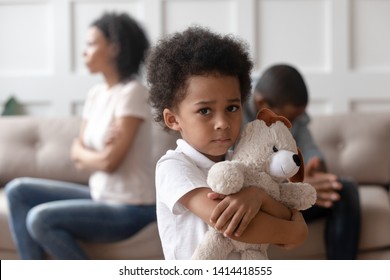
<box><xmin>207</xmin><ymin>161</ymin><xmax>244</xmax><ymax>195</ymax></box>
<box><xmin>279</xmin><ymin>182</ymin><xmax>317</xmax><ymax>210</ymax></box>
<box><xmin>192</xmin><ymin>229</ymin><xmax>234</xmax><ymax>260</ymax></box>
<box><xmin>298</xmin><ymin>183</ymin><xmax>317</xmax><ymax>210</ymax></box>
<box><xmin>241</xmin><ymin>249</ymin><xmax>269</xmax><ymax>260</ymax></box>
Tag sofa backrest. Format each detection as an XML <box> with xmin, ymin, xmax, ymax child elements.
<box><xmin>151</xmin><ymin>120</ymin><xmax>180</xmax><ymax>168</ymax></box>
<box><xmin>310</xmin><ymin>112</ymin><xmax>390</xmax><ymax>186</ymax></box>
<box><xmin>3</xmin><ymin>112</ymin><xmax>387</xmax><ymax>189</ymax></box>
<box><xmin>0</xmin><ymin>116</ymin><xmax>90</xmax><ymax>187</ymax></box>
<box><xmin>0</xmin><ymin>116</ymin><xmax>180</xmax><ymax>188</ymax></box>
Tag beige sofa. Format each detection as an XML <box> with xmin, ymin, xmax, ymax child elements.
<box><xmin>1</xmin><ymin>112</ymin><xmax>390</xmax><ymax>260</ymax></box>
<box><xmin>0</xmin><ymin>116</ymin><xmax>178</xmax><ymax>260</ymax></box>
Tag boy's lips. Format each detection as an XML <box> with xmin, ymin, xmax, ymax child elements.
<box><xmin>212</xmin><ymin>138</ymin><xmax>231</xmax><ymax>144</ymax></box>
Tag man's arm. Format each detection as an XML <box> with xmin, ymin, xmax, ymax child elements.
<box><xmin>293</xmin><ymin>114</ymin><xmax>342</xmax><ymax>208</ymax></box>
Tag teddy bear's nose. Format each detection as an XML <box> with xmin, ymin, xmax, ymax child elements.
<box><xmin>293</xmin><ymin>154</ymin><xmax>301</xmax><ymax>166</ymax></box>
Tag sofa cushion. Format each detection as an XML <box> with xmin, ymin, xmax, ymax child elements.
<box><xmin>268</xmin><ymin>185</ymin><xmax>390</xmax><ymax>259</ymax></box>
<box><xmin>310</xmin><ymin>112</ymin><xmax>390</xmax><ymax>185</ymax></box>
<box><xmin>82</xmin><ymin>222</ymin><xmax>164</xmax><ymax>260</ymax></box>
<box><xmin>359</xmin><ymin>185</ymin><xmax>390</xmax><ymax>250</ymax></box>
<box><xmin>0</xmin><ymin>116</ymin><xmax>90</xmax><ymax>187</ymax></box>
<box><xmin>0</xmin><ymin>188</ymin><xmax>164</xmax><ymax>259</ymax></box>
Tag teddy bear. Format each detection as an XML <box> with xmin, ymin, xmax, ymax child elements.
<box><xmin>191</xmin><ymin>108</ymin><xmax>317</xmax><ymax>260</ymax></box>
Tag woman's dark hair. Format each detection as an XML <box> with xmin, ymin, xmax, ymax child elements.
<box><xmin>91</xmin><ymin>12</ymin><xmax>150</xmax><ymax>81</ymax></box>
<box><xmin>254</xmin><ymin>64</ymin><xmax>308</xmax><ymax>108</ymax></box>
<box><xmin>146</xmin><ymin>26</ymin><xmax>253</xmax><ymax>128</ymax></box>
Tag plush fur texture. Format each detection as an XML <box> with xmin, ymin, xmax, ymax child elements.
<box><xmin>192</xmin><ymin>108</ymin><xmax>316</xmax><ymax>260</ymax></box>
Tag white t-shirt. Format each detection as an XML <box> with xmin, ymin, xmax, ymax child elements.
<box><xmin>156</xmin><ymin>139</ymin><xmax>217</xmax><ymax>259</ymax></box>
<box><xmin>82</xmin><ymin>80</ymin><xmax>155</xmax><ymax>205</ymax></box>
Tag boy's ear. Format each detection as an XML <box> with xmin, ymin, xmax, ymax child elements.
<box><xmin>163</xmin><ymin>108</ymin><xmax>180</xmax><ymax>131</ymax></box>
<box><xmin>253</xmin><ymin>91</ymin><xmax>269</xmax><ymax>111</ymax></box>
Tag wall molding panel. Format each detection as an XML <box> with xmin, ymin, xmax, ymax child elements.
<box><xmin>0</xmin><ymin>0</ymin><xmax>389</xmax><ymax>116</ymax></box>
<box><xmin>0</xmin><ymin>1</ymin><xmax>53</xmax><ymax>76</ymax></box>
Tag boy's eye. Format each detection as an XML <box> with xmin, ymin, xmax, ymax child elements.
<box><xmin>199</xmin><ymin>108</ymin><xmax>210</xmax><ymax>115</ymax></box>
<box><xmin>227</xmin><ymin>105</ymin><xmax>240</xmax><ymax>112</ymax></box>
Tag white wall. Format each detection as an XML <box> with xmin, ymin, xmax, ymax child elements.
<box><xmin>1</xmin><ymin>0</ymin><xmax>390</xmax><ymax>116</ymax></box>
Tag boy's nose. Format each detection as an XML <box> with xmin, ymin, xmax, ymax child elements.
<box><xmin>214</xmin><ymin>115</ymin><xmax>230</xmax><ymax>130</ymax></box>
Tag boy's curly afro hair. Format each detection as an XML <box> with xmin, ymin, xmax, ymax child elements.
<box><xmin>146</xmin><ymin>26</ymin><xmax>253</xmax><ymax>128</ymax></box>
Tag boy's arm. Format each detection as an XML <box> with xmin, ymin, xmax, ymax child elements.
<box><xmin>179</xmin><ymin>187</ymin><xmax>308</xmax><ymax>247</ymax></box>
<box><xmin>209</xmin><ymin>186</ymin><xmax>292</xmax><ymax>237</ymax></box>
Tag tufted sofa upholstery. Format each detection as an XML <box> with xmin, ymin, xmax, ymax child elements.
<box><xmin>0</xmin><ymin>116</ymin><xmax>178</xmax><ymax>260</ymax></box>
<box><xmin>1</xmin><ymin>112</ymin><xmax>390</xmax><ymax>259</ymax></box>
<box><xmin>269</xmin><ymin>112</ymin><xmax>390</xmax><ymax>259</ymax></box>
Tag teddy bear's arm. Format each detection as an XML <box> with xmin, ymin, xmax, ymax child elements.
<box><xmin>192</xmin><ymin>228</ymin><xmax>235</xmax><ymax>259</ymax></box>
<box><xmin>244</xmin><ymin>170</ymin><xmax>281</xmax><ymax>200</ymax></box>
<box><xmin>207</xmin><ymin>161</ymin><xmax>246</xmax><ymax>195</ymax></box>
<box><xmin>279</xmin><ymin>182</ymin><xmax>317</xmax><ymax>210</ymax></box>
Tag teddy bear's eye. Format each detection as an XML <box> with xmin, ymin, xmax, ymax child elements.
<box><xmin>273</xmin><ymin>146</ymin><xmax>278</xmax><ymax>153</ymax></box>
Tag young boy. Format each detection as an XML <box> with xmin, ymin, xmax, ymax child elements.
<box><xmin>244</xmin><ymin>64</ymin><xmax>361</xmax><ymax>259</ymax></box>
<box><xmin>146</xmin><ymin>27</ymin><xmax>308</xmax><ymax>260</ymax></box>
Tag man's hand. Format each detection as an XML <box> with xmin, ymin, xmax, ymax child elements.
<box><xmin>304</xmin><ymin>157</ymin><xmax>342</xmax><ymax>208</ymax></box>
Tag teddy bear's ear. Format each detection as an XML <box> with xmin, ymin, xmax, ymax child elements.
<box><xmin>256</xmin><ymin>108</ymin><xmax>292</xmax><ymax>128</ymax></box>
<box><xmin>289</xmin><ymin>149</ymin><xmax>305</xmax><ymax>183</ymax></box>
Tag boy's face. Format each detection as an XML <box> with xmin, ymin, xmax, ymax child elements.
<box><xmin>254</xmin><ymin>90</ymin><xmax>306</xmax><ymax>123</ymax></box>
<box><xmin>164</xmin><ymin>75</ymin><xmax>242</xmax><ymax>162</ymax></box>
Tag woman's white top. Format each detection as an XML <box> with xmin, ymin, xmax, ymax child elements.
<box><xmin>82</xmin><ymin>80</ymin><xmax>155</xmax><ymax>205</ymax></box>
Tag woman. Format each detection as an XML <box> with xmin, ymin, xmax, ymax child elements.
<box><xmin>5</xmin><ymin>12</ymin><xmax>155</xmax><ymax>259</ymax></box>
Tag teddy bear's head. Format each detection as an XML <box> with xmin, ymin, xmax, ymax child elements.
<box><xmin>234</xmin><ymin>108</ymin><xmax>304</xmax><ymax>183</ymax></box>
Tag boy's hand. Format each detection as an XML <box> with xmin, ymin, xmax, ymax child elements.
<box><xmin>207</xmin><ymin>191</ymin><xmax>226</xmax><ymax>200</ymax></box>
<box><xmin>209</xmin><ymin>186</ymin><xmax>264</xmax><ymax>238</ymax></box>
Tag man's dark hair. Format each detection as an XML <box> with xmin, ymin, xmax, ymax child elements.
<box><xmin>255</xmin><ymin>64</ymin><xmax>308</xmax><ymax>108</ymax></box>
